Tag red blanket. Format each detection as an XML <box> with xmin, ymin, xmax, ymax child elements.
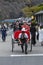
<box><xmin>14</xmin><ymin>30</ymin><xmax>30</xmax><ymax>40</ymax></box>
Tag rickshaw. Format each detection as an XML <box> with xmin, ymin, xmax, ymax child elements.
<box><xmin>11</xmin><ymin>30</ymin><xmax>32</xmax><ymax>52</ymax></box>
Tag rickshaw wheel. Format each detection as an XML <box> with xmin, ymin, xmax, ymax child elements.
<box><xmin>30</xmin><ymin>40</ymin><xmax>32</xmax><ymax>52</ymax></box>
<box><xmin>12</xmin><ymin>39</ymin><xmax>14</xmax><ymax>52</ymax></box>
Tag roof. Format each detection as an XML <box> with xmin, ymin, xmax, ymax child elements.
<box><xmin>35</xmin><ymin>11</ymin><xmax>43</xmax><ymax>15</ymax></box>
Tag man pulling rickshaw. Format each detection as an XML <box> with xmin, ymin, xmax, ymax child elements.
<box><xmin>18</xmin><ymin>28</ymin><xmax>29</xmax><ymax>54</ymax></box>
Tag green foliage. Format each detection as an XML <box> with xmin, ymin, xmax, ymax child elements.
<box><xmin>38</xmin><ymin>3</ymin><xmax>43</xmax><ymax>7</ymax></box>
<box><xmin>22</xmin><ymin>3</ymin><xmax>43</xmax><ymax>17</ymax></box>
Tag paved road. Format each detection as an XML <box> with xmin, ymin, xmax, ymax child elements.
<box><xmin>0</xmin><ymin>34</ymin><xmax>43</xmax><ymax>56</ymax></box>
<box><xmin>0</xmin><ymin>56</ymin><xmax>43</xmax><ymax>65</ymax></box>
<box><xmin>0</xmin><ymin>30</ymin><xmax>43</xmax><ymax>65</ymax></box>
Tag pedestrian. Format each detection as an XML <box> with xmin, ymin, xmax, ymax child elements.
<box><xmin>1</xmin><ymin>24</ymin><xmax>7</xmax><ymax>41</ymax></box>
<box><xmin>36</xmin><ymin>25</ymin><xmax>39</xmax><ymax>40</ymax></box>
<box><xmin>39</xmin><ymin>26</ymin><xmax>43</xmax><ymax>46</ymax></box>
<box><xmin>18</xmin><ymin>28</ymin><xmax>29</xmax><ymax>54</ymax></box>
<box><xmin>30</xmin><ymin>22</ymin><xmax>36</xmax><ymax>46</ymax></box>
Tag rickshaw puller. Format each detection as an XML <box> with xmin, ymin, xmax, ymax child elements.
<box><xmin>18</xmin><ymin>28</ymin><xmax>29</xmax><ymax>54</ymax></box>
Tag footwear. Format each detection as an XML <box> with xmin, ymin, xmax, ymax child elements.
<box><xmin>30</xmin><ymin>50</ymin><xmax>32</xmax><ymax>52</ymax></box>
<box><xmin>22</xmin><ymin>49</ymin><xmax>24</xmax><ymax>53</ymax></box>
<box><xmin>33</xmin><ymin>44</ymin><xmax>35</xmax><ymax>46</ymax></box>
<box><xmin>25</xmin><ymin>51</ymin><xmax>28</xmax><ymax>54</ymax></box>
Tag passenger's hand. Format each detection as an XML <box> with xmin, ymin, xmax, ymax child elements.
<box><xmin>27</xmin><ymin>39</ymin><xmax>29</xmax><ymax>43</ymax></box>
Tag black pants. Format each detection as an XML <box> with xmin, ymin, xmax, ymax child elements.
<box><xmin>2</xmin><ymin>35</ymin><xmax>6</xmax><ymax>41</ymax></box>
<box><xmin>37</xmin><ymin>33</ymin><xmax>39</xmax><ymax>40</ymax></box>
<box><xmin>31</xmin><ymin>34</ymin><xmax>36</xmax><ymax>45</ymax></box>
<box><xmin>21</xmin><ymin>42</ymin><xmax>27</xmax><ymax>53</ymax></box>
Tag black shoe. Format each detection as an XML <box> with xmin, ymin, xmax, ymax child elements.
<box><xmin>25</xmin><ymin>51</ymin><xmax>28</xmax><ymax>54</ymax></box>
<box><xmin>33</xmin><ymin>44</ymin><xmax>35</xmax><ymax>46</ymax></box>
<box><xmin>30</xmin><ymin>50</ymin><xmax>32</xmax><ymax>52</ymax></box>
<box><xmin>22</xmin><ymin>50</ymin><xmax>24</xmax><ymax>53</ymax></box>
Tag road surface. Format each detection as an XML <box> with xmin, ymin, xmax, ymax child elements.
<box><xmin>0</xmin><ymin>34</ymin><xmax>43</xmax><ymax>56</ymax></box>
<box><xmin>0</xmin><ymin>56</ymin><xmax>43</xmax><ymax>65</ymax></box>
<box><xmin>0</xmin><ymin>29</ymin><xmax>43</xmax><ymax>65</ymax></box>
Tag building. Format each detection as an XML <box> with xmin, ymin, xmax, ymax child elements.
<box><xmin>35</xmin><ymin>11</ymin><xmax>43</xmax><ymax>26</ymax></box>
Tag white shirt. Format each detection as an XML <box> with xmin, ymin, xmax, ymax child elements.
<box><xmin>39</xmin><ymin>29</ymin><xmax>43</xmax><ymax>42</ymax></box>
<box><xmin>18</xmin><ymin>33</ymin><xmax>28</xmax><ymax>39</ymax></box>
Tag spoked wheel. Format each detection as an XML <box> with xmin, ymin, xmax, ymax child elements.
<box><xmin>30</xmin><ymin>40</ymin><xmax>32</xmax><ymax>52</ymax></box>
<box><xmin>27</xmin><ymin>40</ymin><xmax>32</xmax><ymax>52</ymax></box>
<box><xmin>12</xmin><ymin>39</ymin><xmax>14</xmax><ymax>52</ymax></box>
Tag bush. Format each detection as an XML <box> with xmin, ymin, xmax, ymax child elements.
<box><xmin>38</xmin><ymin>3</ymin><xmax>43</xmax><ymax>7</ymax></box>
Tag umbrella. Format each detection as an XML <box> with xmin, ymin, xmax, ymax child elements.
<box><xmin>14</xmin><ymin>30</ymin><xmax>30</xmax><ymax>40</ymax></box>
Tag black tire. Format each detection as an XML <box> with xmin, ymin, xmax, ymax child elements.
<box><xmin>30</xmin><ymin>40</ymin><xmax>32</xmax><ymax>52</ymax></box>
<box><xmin>12</xmin><ymin>39</ymin><xmax>14</xmax><ymax>52</ymax></box>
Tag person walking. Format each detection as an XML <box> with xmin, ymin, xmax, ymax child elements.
<box><xmin>30</xmin><ymin>22</ymin><xmax>36</xmax><ymax>46</ymax></box>
<box><xmin>1</xmin><ymin>24</ymin><xmax>7</xmax><ymax>41</ymax></box>
<box><xmin>36</xmin><ymin>25</ymin><xmax>39</xmax><ymax>40</ymax></box>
